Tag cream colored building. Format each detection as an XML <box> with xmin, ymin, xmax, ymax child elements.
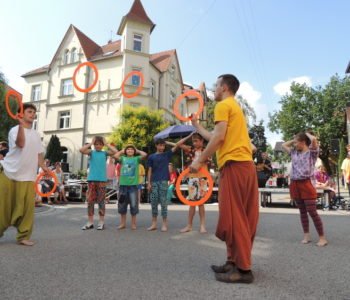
<box><xmin>22</xmin><ymin>0</ymin><xmax>188</xmax><ymax>172</ymax></box>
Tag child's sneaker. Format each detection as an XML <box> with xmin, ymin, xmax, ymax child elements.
<box><xmin>81</xmin><ymin>223</ymin><xmax>94</xmax><ymax>230</ymax></box>
<box><xmin>97</xmin><ymin>223</ymin><xmax>105</xmax><ymax>230</ymax></box>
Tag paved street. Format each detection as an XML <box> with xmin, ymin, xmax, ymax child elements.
<box><xmin>0</xmin><ymin>202</ymin><xmax>349</xmax><ymax>300</ymax></box>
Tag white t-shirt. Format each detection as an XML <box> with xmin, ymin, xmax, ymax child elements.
<box><xmin>0</xmin><ymin>125</ymin><xmax>44</xmax><ymax>181</ymax></box>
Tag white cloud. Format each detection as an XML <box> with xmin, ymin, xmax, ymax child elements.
<box><xmin>273</xmin><ymin>76</ymin><xmax>312</xmax><ymax>96</ymax></box>
<box><xmin>237</xmin><ymin>81</ymin><xmax>262</xmax><ymax>107</ymax></box>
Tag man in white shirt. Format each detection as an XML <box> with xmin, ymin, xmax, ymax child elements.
<box><xmin>0</xmin><ymin>103</ymin><xmax>47</xmax><ymax>246</ymax></box>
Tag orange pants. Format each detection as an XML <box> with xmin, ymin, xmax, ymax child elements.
<box><xmin>216</xmin><ymin>161</ymin><xmax>259</xmax><ymax>270</ymax></box>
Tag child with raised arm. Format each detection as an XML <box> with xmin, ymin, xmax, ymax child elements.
<box><xmin>147</xmin><ymin>139</ymin><xmax>179</xmax><ymax>232</ymax></box>
<box><xmin>167</xmin><ymin>132</ymin><xmax>211</xmax><ymax>233</ymax></box>
<box><xmin>80</xmin><ymin>136</ymin><xmax>117</xmax><ymax>230</ymax></box>
<box><xmin>114</xmin><ymin>145</ymin><xmax>147</xmax><ymax>230</ymax></box>
<box><xmin>282</xmin><ymin>131</ymin><xmax>328</xmax><ymax>246</ymax></box>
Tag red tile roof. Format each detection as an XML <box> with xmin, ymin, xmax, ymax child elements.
<box><xmin>72</xmin><ymin>25</ymin><xmax>101</xmax><ymax>60</ymax></box>
<box><xmin>117</xmin><ymin>0</ymin><xmax>155</xmax><ymax>34</ymax></box>
<box><xmin>90</xmin><ymin>40</ymin><xmax>122</xmax><ymax>61</ymax></box>
<box><xmin>22</xmin><ymin>65</ymin><xmax>49</xmax><ymax>77</ymax></box>
<box><xmin>150</xmin><ymin>49</ymin><xmax>176</xmax><ymax>72</ymax></box>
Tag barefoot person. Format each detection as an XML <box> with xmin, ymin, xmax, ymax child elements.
<box><xmin>190</xmin><ymin>74</ymin><xmax>259</xmax><ymax>284</ymax></box>
<box><xmin>282</xmin><ymin>132</ymin><xmax>328</xmax><ymax>247</ymax></box>
<box><xmin>0</xmin><ymin>103</ymin><xmax>48</xmax><ymax>246</ymax></box>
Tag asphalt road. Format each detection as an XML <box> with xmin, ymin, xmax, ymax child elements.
<box><xmin>0</xmin><ymin>203</ymin><xmax>349</xmax><ymax>300</ymax></box>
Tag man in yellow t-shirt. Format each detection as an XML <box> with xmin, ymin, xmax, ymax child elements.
<box><xmin>190</xmin><ymin>74</ymin><xmax>258</xmax><ymax>284</ymax></box>
<box><xmin>341</xmin><ymin>152</ymin><xmax>350</xmax><ymax>196</ymax></box>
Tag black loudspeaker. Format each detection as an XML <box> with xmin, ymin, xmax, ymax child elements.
<box><xmin>330</xmin><ymin>139</ymin><xmax>340</xmax><ymax>155</ymax></box>
<box><xmin>61</xmin><ymin>162</ymin><xmax>69</xmax><ymax>172</ymax></box>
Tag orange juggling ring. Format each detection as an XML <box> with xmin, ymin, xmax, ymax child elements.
<box><xmin>73</xmin><ymin>61</ymin><xmax>99</xmax><ymax>93</ymax></box>
<box><xmin>5</xmin><ymin>90</ymin><xmax>23</xmax><ymax>119</ymax></box>
<box><xmin>121</xmin><ymin>71</ymin><xmax>144</xmax><ymax>98</ymax></box>
<box><xmin>35</xmin><ymin>170</ymin><xmax>58</xmax><ymax>198</ymax></box>
<box><xmin>173</xmin><ymin>90</ymin><xmax>204</xmax><ymax>122</ymax></box>
<box><xmin>175</xmin><ymin>167</ymin><xmax>214</xmax><ymax>206</ymax></box>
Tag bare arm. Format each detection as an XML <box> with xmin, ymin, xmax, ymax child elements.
<box><xmin>306</xmin><ymin>132</ymin><xmax>318</xmax><ymax>149</ymax></box>
<box><xmin>190</xmin><ymin>121</ymin><xmax>227</xmax><ymax>172</ymax></box>
<box><xmin>113</xmin><ymin>149</ymin><xmax>125</xmax><ymax>160</ymax></box>
<box><xmin>190</xmin><ymin>114</ymin><xmax>212</xmax><ymax>141</ymax></box>
<box><xmin>136</xmin><ymin>148</ymin><xmax>147</xmax><ymax>159</ymax></box>
<box><xmin>282</xmin><ymin>140</ymin><xmax>294</xmax><ymax>154</ymax></box>
<box><xmin>15</xmin><ymin>124</ymin><xmax>25</xmax><ymax>148</ymax></box>
<box><xmin>147</xmin><ymin>167</ymin><xmax>152</xmax><ymax>191</ymax></box>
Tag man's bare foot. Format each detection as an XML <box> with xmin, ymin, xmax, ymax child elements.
<box><xmin>147</xmin><ymin>225</ymin><xmax>157</xmax><ymax>231</ymax></box>
<box><xmin>131</xmin><ymin>225</ymin><xmax>137</xmax><ymax>230</ymax></box>
<box><xmin>161</xmin><ymin>224</ymin><xmax>168</xmax><ymax>232</ymax></box>
<box><xmin>18</xmin><ymin>240</ymin><xmax>35</xmax><ymax>246</ymax></box>
<box><xmin>317</xmin><ymin>238</ymin><xmax>328</xmax><ymax>247</ymax></box>
<box><xmin>180</xmin><ymin>226</ymin><xmax>192</xmax><ymax>233</ymax></box>
<box><xmin>199</xmin><ymin>227</ymin><xmax>208</xmax><ymax>234</ymax></box>
<box><xmin>117</xmin><ymin>224</ymin><xmax>126</xmax><ymax>230</ymax></box>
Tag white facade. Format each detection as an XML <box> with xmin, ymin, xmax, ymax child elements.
<box><xmin>22</xmin><ymin>1</ymin><xmax>185</xmax><ymax>172</ymax></box>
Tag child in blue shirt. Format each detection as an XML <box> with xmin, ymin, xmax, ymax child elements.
<box><xmin>80</xmin><ymin>136</ymin><xmax>117</xmax><ymax>230</ymax></box>
<box><xmin>147</xmin><ymin>139</ymin><xmax>178</xmax><ymax>232</ymax></box>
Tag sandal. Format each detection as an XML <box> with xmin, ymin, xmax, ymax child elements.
<box><xmin>97</xmin><ymin>223</ymin><xmax>105</xmax><ymax>230</ymax></box>
<box><xmin>81</xmin><ymin>224</ymin><xmax>94</xmax><ymax>230</ymax></box>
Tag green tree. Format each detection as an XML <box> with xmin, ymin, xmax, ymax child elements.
<box><xmin>0</xmin><ymin>72</ymin><xmax>18</xmax><ymax>141</ymax></box>
<box><xmin>268</xmin><ymin>75</ymin><xmax>350</xmax><ymax>174</ymax></box>
<box><xmin>109</xmin><ymin>106</ymin><xmax>170</xmax><ymax>153</ymax></box>
<box><xmin>45</xmin><ymin>135</ymin><xmax>63</xmax><ymax>163</ymax></box>
<box><xmin>338</xmin><ymin>138</ymin><xmax>347</xmax><ymax>173</ymax></box>
<box><xmin>249</xmin><ymin>121</ymin><xmax>267</xmax><ymax>159</ymax></box>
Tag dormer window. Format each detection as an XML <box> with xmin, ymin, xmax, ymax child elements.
<box><xmin>71</xmin><ymin>48</ymin><xmax>78</xmax><ymax>63</ymax></box>
<box><xmin>133</xmin><ymin>34</ymin><xmax>142</xmax><ymax>52</ymax></box>
<box><xmin>63</xmin><ymin>49</ymin><xmax>70</xmax><ymax>65</ymax></box>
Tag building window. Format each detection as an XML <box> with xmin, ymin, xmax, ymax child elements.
<box><xmin>31</xmin><ymin>85</ymin><xmax>41</xmax><ymax>101</ymax></box>
<box><xmin>129</xmin><ymin>103</ymin><xmax>140</xmax><ymax>108</ymax></box>
<box><xmin>63</xmin><ymin>49</ymin><xmax>69</xmax><ymax>65</ymax></box>
<box><xmin>133</xmin><ymin>34</ymin><xmax>142</xmax><ymax>52</ymax></box>
<box><xmin>169</xmin><ymin>91</ymin><xmax>176</xmax><ymax>109</ymax></box>
<box><xmin>61</xmin><ymin>79</ymin><xmax>73</xmax><ymax>96</ymax></box>
<box><xmin>59</xmin><ymin>111</ymin><xmax>71</xmax><ymax>129</ymax></box>
<box><xmin>33</xmin><ymin>115</ymin><xmax>38</xmax><ymax>130</ymax></box>
<box><xmin>61</xmin><ymin>146</ymin><xmax>68</xmax><ymax>163</ymax></box>
<box><xmin>71</xmin><ymin>48</ymin><xmax>78</xmax><ymax>63</ymax></box>
<box><xmin>131</xmin><ymin>68</ymin><xmax>141</xmax><ymax>86</ymax></box>
<box><xmin>150</xmin><ymin>80</ymin><xmax>156</xmax><ymax>97</ymax></box>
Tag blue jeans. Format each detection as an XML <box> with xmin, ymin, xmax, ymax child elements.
<box><xmin>118</xmin><ymin>185</ymin><xmax>139</xmax><ymax>216</ymax></box>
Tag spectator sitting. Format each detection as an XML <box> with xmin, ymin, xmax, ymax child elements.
<box><xmin>53</xmin><ymin>162</ymin><xmax>68</xmax><ymax>204</ymax></box>
<box><xmin>0</xmin><ymin>141</ymin><xmax>9</xmax><ymax>160</ymax></box>
<box><xmin>314</xmin><ymin>165</ymin><xmax>336</xmax><ymax>209</ymax></box>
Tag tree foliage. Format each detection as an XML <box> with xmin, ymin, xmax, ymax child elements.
<box><xmin>45</xmin><ymin>135</ymin><xmax>63</xmax><ymax>164</ymax></box>
<box><xmin>249</xmin><ymin>121</ymin><xmax>267</xmax><ymax>160</ymax></box>
<box><xmin>108</xmin><ymin>106</ymin><xmax>170</xmax><ymax>153</ymax></box>
<box><xmin>0</xmin><ymin>72</ymin><xmax>18</xmax><ymax>141</ymax></box>
<box><xmin>268</xmin><ymin>75</ymin><xmax>350</xmax><ymax>173</ymax></box>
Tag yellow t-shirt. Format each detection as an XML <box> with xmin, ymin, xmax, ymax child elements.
<box><xmin>341</xmin><ymin>158</ymin><xmax>350</xmax><ymax>182</ymax></box>
<box><xmin>214</xmin><ymin>96</ymin><xmax>252</xmax><ymax>168</ymax></box>
<box><xmin>139</xmin><ymin>164</ymin><xmax>145</xmax><ymax>184</ymax></box>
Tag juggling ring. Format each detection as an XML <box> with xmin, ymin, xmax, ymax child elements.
<box><xmin>121</xmin><ymin>71</ymin><xmax>144</xmax><ymax>98</ymax></box>
<box><xmin>35</xmin><ymin>170</ymin><xmax>58</xmax><ymax>198</ymax></box>
<box><xmin>175</xmin><ymin>167</ymin><xmax>214</xmax><ymax>206</ymax></box>
<box><xmin>173</xmin><ymin>90</ymin><xmax>204</xmax><ymax>122</ymax></box>
<box><xmin>5</xmin><ymin>90</ymin><xmax>23</xmax><ymax>119</ymax></box>
<box><xmin>73</xmin><ymin>61</ymin><xmax>99</xmax><ymax>93</ymax></box>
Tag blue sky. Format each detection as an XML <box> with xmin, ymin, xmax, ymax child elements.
<box><xmin>1</xmin><ymin>0</ymin><xmax>350</xmax><ymax>146</ymax></box>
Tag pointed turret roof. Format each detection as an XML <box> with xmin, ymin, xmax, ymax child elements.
<box><xmin>117</xmin><ymin>0</ymin><xmax>155</xmax><ymax>35</ymax></box>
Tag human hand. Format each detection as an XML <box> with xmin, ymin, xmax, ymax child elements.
<box><xmin>147</xmin><ymin>183</ymin><xmax>152</xmax><ymax>192</ymax></box>
<box><xmin>190</xmin><ymin>161</ymin><xmax>202</xmax><ymax>174</ymax></box>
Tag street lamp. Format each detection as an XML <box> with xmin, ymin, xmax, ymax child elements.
<box><xmin>346</xmin><ymin>102</ymin><xmax>350</xmax><ymax>145</ymax></box>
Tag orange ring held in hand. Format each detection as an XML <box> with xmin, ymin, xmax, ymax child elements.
<box><xmin>121</xmin><ymin>71</ymin><xmax>144</xmax><ymax>98</ymax></box>
<box><xmin>35</xmin><ymin>170</ymin><xmax>58</xmax><ymax>198</ymax></box>
<box><xmin>5</xmin><ymin>90</ymin><xmax>23</xmax><ymax>119</ymax></box>
<box><xmin>173</xmin><ymin>90</ymin><xmax>204</xmax><ymax>122</ymax></box>
<box><xmin>73</xmin><ymin>61</ymin><xmax>99</xmax><ymax>93</ymax></box>
<box><xmin>175</xmin><ymin>167</ymin><xmax>213</xmax><ymax>206</ymax></box>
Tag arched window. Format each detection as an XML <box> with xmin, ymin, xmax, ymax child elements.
<box><xmin>63</xmin><ymin>49</ymin><xmax>69</xmax><ymax>65</ymax></box>
<box><xmin>71</xmin><ymin>48</ymin><xmax>78</xmax><ymax>63</ymax></box>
